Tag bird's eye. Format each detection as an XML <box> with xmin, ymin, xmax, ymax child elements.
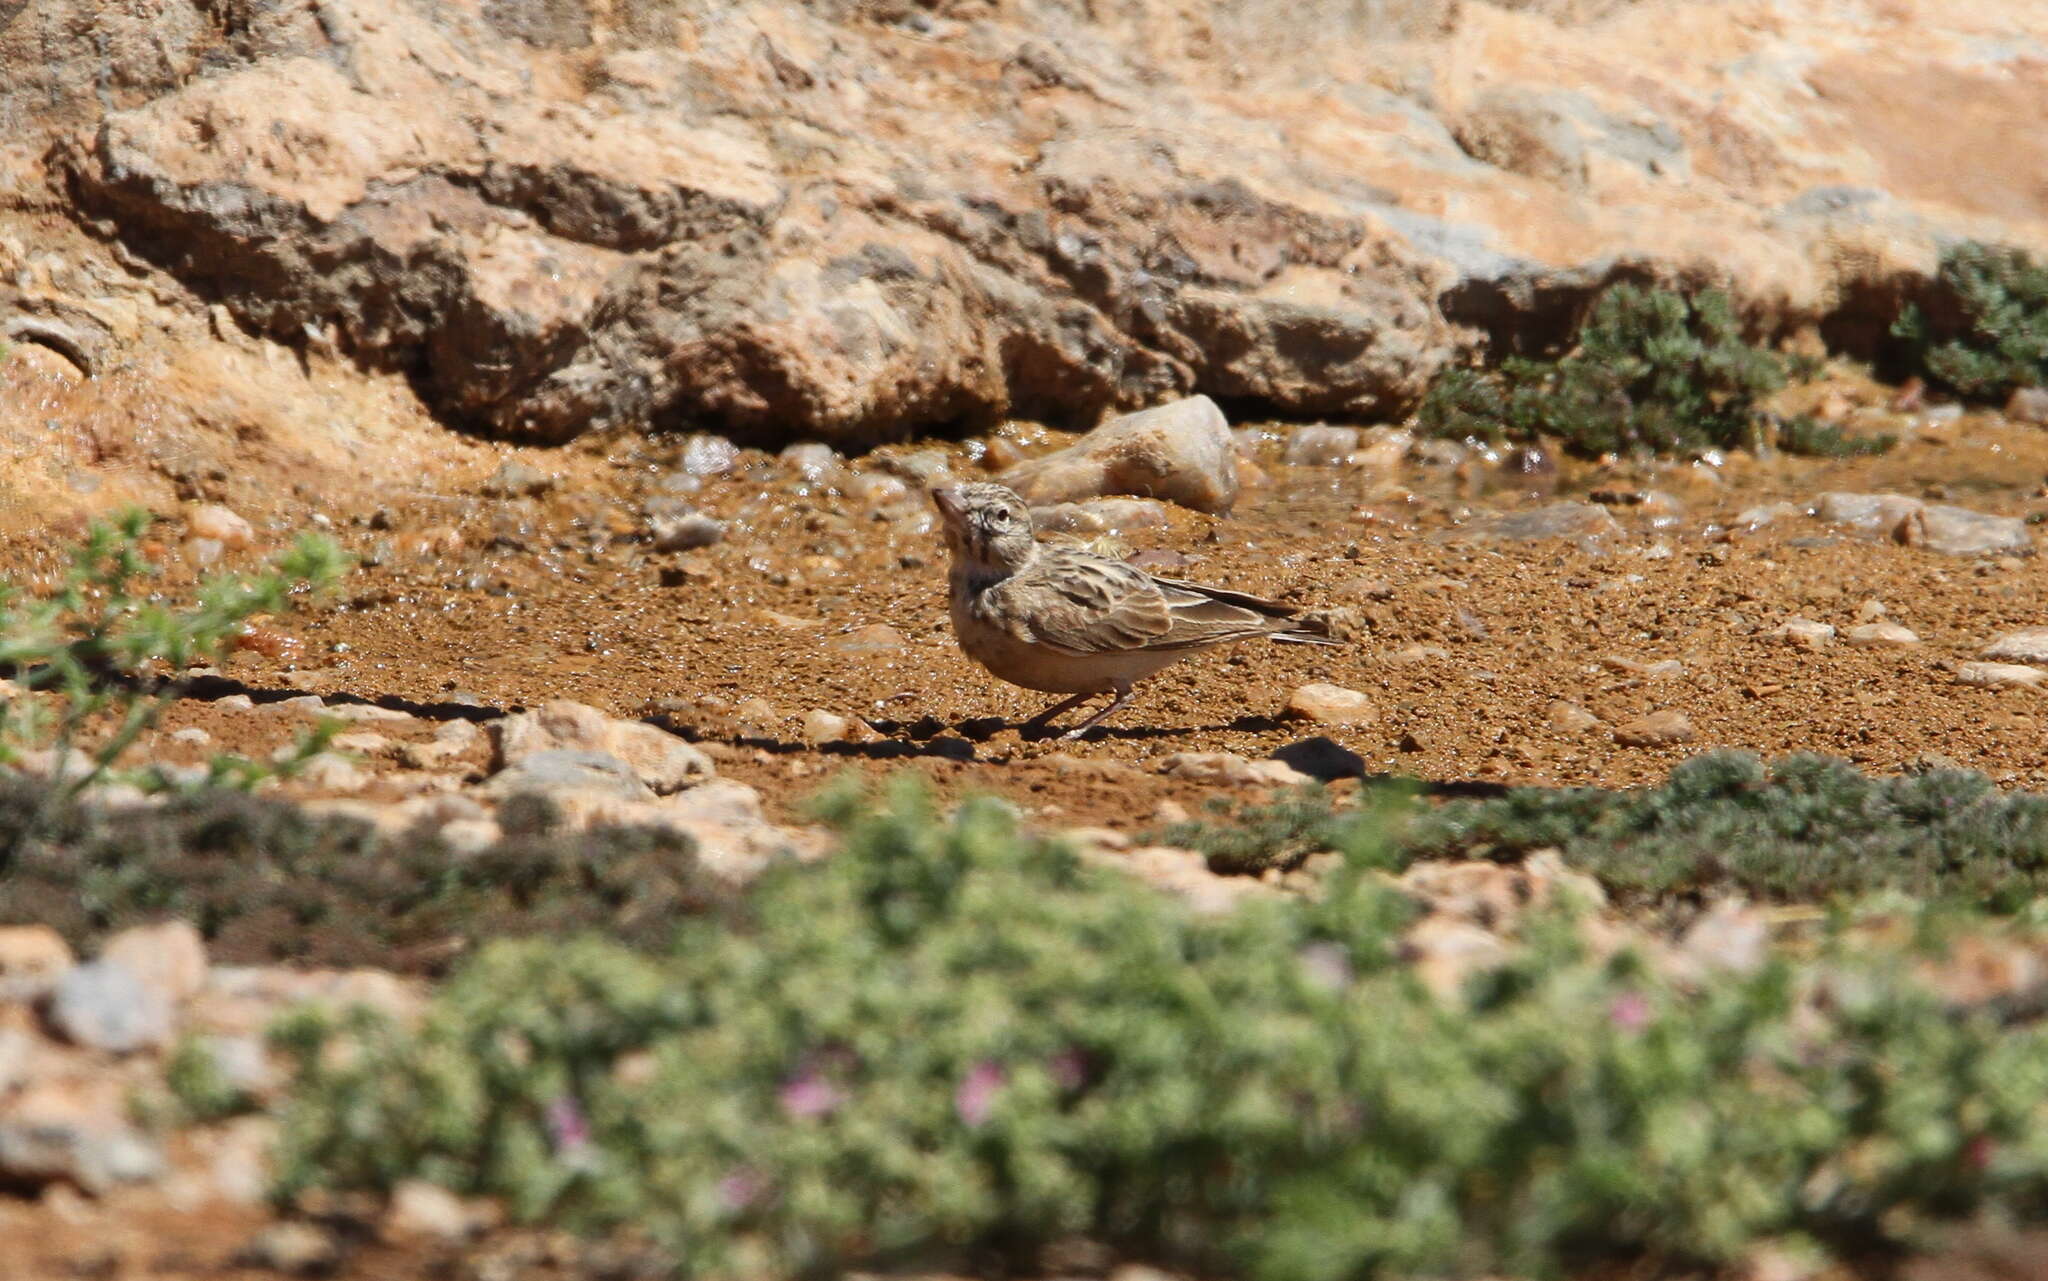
<box><xmin>989</xmin><ymin>509</ymin><xmax>1010</xmax><ymax>526</ymax></box>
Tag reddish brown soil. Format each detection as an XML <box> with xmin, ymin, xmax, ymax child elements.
<box><xmin>67</xmin><ymin>385</ymin><xmax>2048</xmax><ymax>834</ymax></box>
<box><xmin>9</xmin><ymin>349</ymin><xmax>2048</xmax><ymax>1277</ymax></box>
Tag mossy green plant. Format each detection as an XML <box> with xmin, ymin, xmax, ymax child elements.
<box><xmin>0</xmin><ymin>771</ymin><xmax>733</xmax><ymax>967</ymax></box>
<box><xmin>1404</xmin><ymin>751</ymin><xmax>2048</xmax><ymax>909</ymax></box>
<box><xmin>268</xmin><ymin>776</ymin><xmax>2048</xmax><ymax>1280</ymax></box>
<box><xmin>1168</xmin><ymin>752</ymin><xmax>2048</xmax><ymax>910</ymax></box>
<box><xmin>1894</xmin><ymin>241</ymin><xmax>2048</xmax><ymax>400</ymax></box>
<box><xmin>0</xmin><ymin>508</ymin><xmax>349</xmax><ymax>814</ymax></box>
<box><xmin>1420</xmin><ymin>284</ymin><xmax>1865</xmax><ymax>458</ymax></box>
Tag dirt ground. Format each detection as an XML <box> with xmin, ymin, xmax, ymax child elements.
<box><xmin>20</xmin><ymin>372</ymin><xmax>2042</xmax><ymax>836</ymax></box>
<box><xmin>9</xmin><ymin>216</ymin><xmax>2048</xmax><ymax>1276</ymax></box>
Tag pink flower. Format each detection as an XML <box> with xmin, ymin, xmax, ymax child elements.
<box><xmin>778</xmin><ymin>1069</ymin><xmax>844</xmax><ymax>1120</ymax></box>
<box><xmin>1608</xmin><ymin>991</ymin><xmax>1652</xmax><ymax>1032</ymax></box>
<box><xmin>782</xmin><ymin>1065</ymin><xmax>847</xmax><ymax>1114</ymax></box>
<box><xmin>718</xmin><ymin>1168</ymin><xmax>766</xmax><ymax>1212</ymax></box>
<box><xmin>955</xmin><ymin>1061</ymin><xmax>1006</xmax><ymax>1127</ymax></box>
<box><xmin>545</xmin><ymin>1095</ymin><xmax>590</xmax><ymax>1155</ymax></box>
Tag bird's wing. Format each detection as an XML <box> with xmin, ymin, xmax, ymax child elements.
<box><xmin>989</xmin><ymin>549</ymin><xmax>1296</xmax><ymax>655</ymax></box>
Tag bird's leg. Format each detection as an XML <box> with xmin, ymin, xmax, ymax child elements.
<box><xmin>1021</xmin><ymin>690</ymin><xmax>1099</xmax><ymax>734</ymax></box>
<box><xmin>1059</xmin><ymin>682</ymin><xmax>1134</xmax><ymax>740</ymax></box>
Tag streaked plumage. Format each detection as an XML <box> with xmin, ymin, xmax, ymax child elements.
<box><xmin>931</xmin><ymin>482</ymin><xmax>1335</xmax><ymax>738</ymax></box>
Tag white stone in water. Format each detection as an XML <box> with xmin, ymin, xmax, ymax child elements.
<box><xmin>651</xmin><ymin>512</ymin><xmax>724</xmax><ymax>551</ymax></box>
<box><xmin>1732</xmin><ymin>502</ymin><xmax>1802</xmax><ymax>529</ymax></box>
<box><xmin>849</xmin><ymin>472</ymin><xmax>911</xmax><ymax>508</ymax></box>
<box><xmin>779</xmin><ymin>442</ymin><xmax>843</xmax><ymax>482</ymax></box>
<box><xmin>1281</xmin><ymin>425</ymin><xmax>1361</xmax><ymax>467</ymax></box>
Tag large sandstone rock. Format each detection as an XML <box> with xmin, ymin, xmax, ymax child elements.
<box><xmin>13</xmin><ymin>0</ymin><xmax>2048</xmax><ymax>444</ymax></box>
<box><xmin>492</xmin><ymin>700</ymin><xmax>713</xmax><ymax>794</ymax></box>
<box><xmin>1001</xmin><ymin>396</ymin><xmax>1241</xmax><ymax>515</ymax></box>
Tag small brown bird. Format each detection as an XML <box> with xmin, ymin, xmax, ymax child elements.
<box><xmin>931</xmin><ymin>482</ymin><xmax>1335</xmax><ymax>739</ymax></box>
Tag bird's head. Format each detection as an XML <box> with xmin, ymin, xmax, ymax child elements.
<box><xmin>930</xmin><ymin>482</ymin><xmax>1036</xmax><ymax>574</ymax></box>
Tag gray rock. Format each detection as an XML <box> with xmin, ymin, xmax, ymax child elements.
<box><xmin>480</xmin><ymin>749</ymin><xmax>655</xmax><ymax>803</ymax></box>
<box><xmin>654</xmin><ymin>779</ymin><xmax>794</xmax><ymax>881</ymax></box>
<box><xmin>826</xmin><ymin>623</ymin><xmax>908</xmax><ymax>655</ymax></box>
<box><xmin>1732</xmin><ymin>501</ymin><xmax>1803</xmax><ymax>528</ymax></box>
<box><xmin>876</xmin><ymin>449</ymin><xmax>955</xmax><ymax>485</ymax></box>
<box><xmin>1816</xmin><ymin>491</ymin><xmax>1925</xmax><ymax>533</ymax></box>
<box><xmin>383</xmin><ymin>1179</ymin><xmax>480</xmax><ymax>1243</ymax></box>
<box><xmin>649</xmin><ymin>511</ymin><xmax>725</xmax><ymax>551</ymax></box>
<box><xmin>1031</xmin><ymin>497</ymin><xmax>1173</xmax><ymax>534</ymax></box>
<box><xmin>2007</xmin><ymin>386</ymin><xmax>2048</xmax><ymax>425</ymax></box>
<box><xmin>238</xmin><ymin>1222</ymin><xmax>338</xmax><ymax>1276</ymax></box>
<box><xmin>1957</xmin><ymin>661</ymin><xmax>2046</xmax><ymax>690</ymax></box>
<box><xmin>100</xmin><ymin>920</ymin><xmax>208</xmax><ymax>1003</ymax></box>
<box><xmin>779</xmin><ymin>442</ymin><xmax>843</xmax><ymax>482</ymax></box>
<box><xmin>0</xmin><ymin>1118</ymin><xmax>164</xmax><ymax>1192</ymax></box>
<box><xmin>1917</xmin><ymin>505</ymin><xmax>2031</xmax><ymax>556</ymax></box>
<box><xmin>1001</xmin><ymin>396</ymin><xmax>1240</xmax><ymax>515</ymax></box>
<box><xmin>0</xmin><ymin>1027</ymin><xmax>30</xmax><ymax>1092</ymax></box>
<box><xmin>480</xmin><ymin>459</ymin><xmax>554</xmax><ymax>498</ymax></box>
<box><xmin>1156</xmin><ymin>751</ymin><xmax>1311</xmax><ymax>787</ymax></box>
<box><xmin>201</xmin><ymin>1033</ymin><xmax>277</xmax><ymax>1095</ymax></box>
<box><xmin>1984</xmin><ymin>628</ymin><xmax>2048</xmax><ymax>664</ymax></box>
<box><xmin>0</xmin><ymin>925</ymin><xmax>75</xmax><ymax>1003</ymax></box>
<box><xmin>604</xmin><ymin>721</ymin><xmax>716</xmax><ymax>795</ymax></box>
<box><xmin>1613</xmin><ymin>709</ymin><xmax>1694</xmax><ymax>747</ymax></box>
<box><xmin>47</xmin><ymin>961</ymin><xmax>173</xmax><ymax>1053</ymax></box>
<box><xmin>680</xmin><ymin>434</ymin><xmax>739</xmax><ymax>476</ymax></box>
<box><xmin>1281</xmin><ymin>425</ymin><xmax>1361</xmax><ymax>466</ymax></box>
<box><xmin>1817</xmin><ymin>491</ymin><xmax>2030</xmax><ymax>555</ymax></box>
<box><xmin>1847</xmin><ymin>621</ymin><xmax>1920</xmax><ymax>648</ymax></box>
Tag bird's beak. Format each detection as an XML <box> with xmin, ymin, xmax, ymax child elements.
<box><xmin>930</xmin><ymin>485</ymin><xmax>965</xmax><ymax>525</ymax></box>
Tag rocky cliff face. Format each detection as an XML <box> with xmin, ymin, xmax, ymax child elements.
<box><xmin>6</xmin><ymin>0</ymin><xmax>2048</xmax><ymax>445</ymax></box>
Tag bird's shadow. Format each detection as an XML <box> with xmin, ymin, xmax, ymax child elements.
<box><xmin>144</xmin><ymin>679</ymin><xmax>1510</xmax><ymax>799</ymax></box>
<box><xmin>164</xmin><ymin>673</ymin><xmax>500</xmax><ymax>724</ymax></box>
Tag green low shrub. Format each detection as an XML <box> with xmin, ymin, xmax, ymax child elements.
<box><xmin>1771</xmin><ymin>412</ymin><xmax>1895</xmax><ymax>459</ymax></box>
<box><xmin>1405</xmin><ymin>752</ymin><xmax>2048</xmax><ymax>909</ymax></box>
<box><xmin>1420</xmin><ymin>284</ymin><xmax>1866</xmax><ymax>458</ymax></box>
<box><xmin>1163</xmin><ymin>753</ymin><xmax>2048</xmax><ymax>911</ymax></box>
<box><xmin>0</xmin><ymin>775</ymin><xmax>733</xmax><ymax>968</ymax></box>
<box><xmin>1894</xmin><ymin>241</ymin><xmax>2048</xmax><ymax>400</ymax></box>
<box><xmin>1152</xmin><ymin>784</ymin><xmax>1401</xmax><ymax>876</ymax></box>
<box><xmin>270</xmin><ymin>777</ymin><xmax>2048</xmax><ymax>1280</ymax></box>
<box><xmin>0</xmin><ymin>508</ymin><xmax>348</xmax><ymax>810</ymax></box>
